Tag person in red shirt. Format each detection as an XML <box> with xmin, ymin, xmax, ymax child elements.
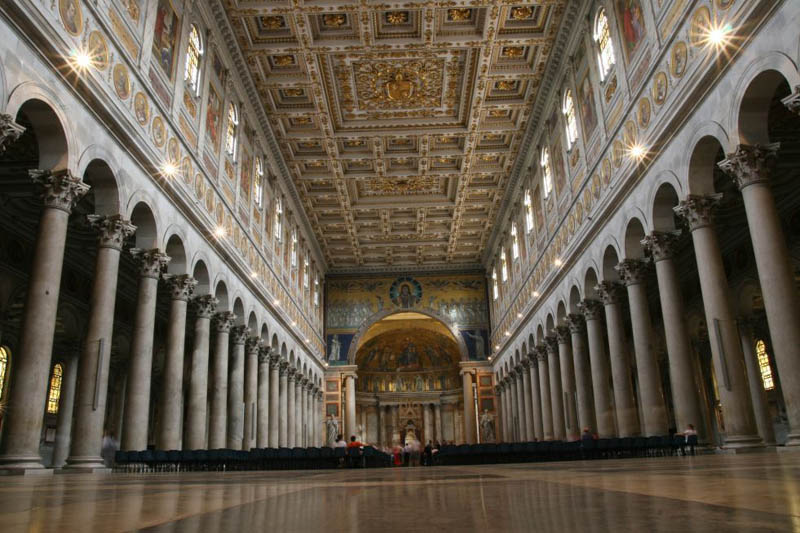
<box><xmin>347</xmin><ymin>436</ymin><xmax>363</xmax><ymax>448</ymax></box>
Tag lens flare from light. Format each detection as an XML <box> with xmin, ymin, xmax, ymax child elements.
<box><xmin>70</xmin><ymin>49</ymin><xmax>93</xmax><ymax>71</ymax></box>
<box><xmin>213</xmin><ymin>226</ymin><xmax>226</xmax><ymax>238</ymax></box>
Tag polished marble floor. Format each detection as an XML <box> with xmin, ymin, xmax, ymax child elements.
<box><xmin>1</xmin><ymin>453</ymin><xmax>799</xmax><ymax>532</ymax></box>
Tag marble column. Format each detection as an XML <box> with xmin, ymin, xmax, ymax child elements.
<box><xmin>566</xmin><ymin>314</ymin><xmax>596</xmax><ymax>435</ymax></box>
<box><xmin>493</xmin><ymin>386</ymin><xmax>503</xmax><ymax>441</ymax></box>
<box><xmin>527</xmin><ymin>352</ymin><xmax>544</xmax><ymax>440</ymax></box>
<box><xmin>157</xmin><ymin>275</ymin><xmax>196</xmax><ymax>450</ymax></box>
<box><xmin>461</xmin><ymin>371</ymin><xmax>476</xmax><ymax>444</ymax></box>
<box><xmin>243</xmin><ymin>337</ymin><xmax>260</xmax><ymax>451</ymax></box>
<box><xmin>317</xmin><ymin>390</ymin><xmax>324</xmax><ymax>446</ymax></box>
<box><xmin>286</xmin><ymin>368</ymin><xmax>297</xmax><ymax>447</ymax></box>
<box><xmin>121</xmin><ymin>249</ymin><xmax>169</xmax><ymax>451</ymax></box>
<box><xmin>344</xmin><ymin>374</ymin><xmax>357</xmax><ymax>440</ymax></box>
<box><xmin>184</xmin><ymin>295</ymin><xmax>217</xmax><ymax>450</ymax></box>
<box><xmin>295</xmin><ymin>377</ymin><xmax>304</xmax><ymax>445</ymax></box>
<box><xmin>308</xmin><ymin>384</ymin><xmax>315</xmax><ymax>445</ymax></box>
<box><xmin>720</xmin><ymin>144</ymin><xmax>800</xmax><ymax>446</ymax></box>
<box><xmin>643</xmin><ymin>232</ymin><xmax>705</xmax><ymax>437</ymax></box>
<box><xmin>257</xmin><ymin>346</ymin><xmax>270</xmax><ymax>448</ymax></box>
<box><xmin>675</xmin><ymin>196</ymin><xmax>761</xmax><ymax>447</ymax></box>
<box><xmin>536</xmin><ymin>345</ymin><xmax>554</xmax><ymax>440</ymax></box>
<box><xmin>515</xmin><ymin>365</ymin><xmax>529</xmax><ymax>441</ymax></box>
<box><xmin>579</xmin><ymin>299</ymin><xmax>615</xmax><ymax>437</ymax></box>
<box><xmin>508</xmin><ymin>370</ymin><xmax>519</xmax><ymax>441</ymax></box>
<box><xmin>52</xmin><ymin>352</ymin><xmax>79</xmax><ymax>468</ymax></box>
<box><xmin>616</xmin><ymin>260</ymin><xmax>669</xmax><ymax>436</ymax></box>
<box><xmin>521</xmin><ymin>360</ymin><xmax>535</xmax><ymax>441</ymax></box>
<box><xmin>500</xmin><ymin>380</ymin><xmax>511</xmax><ymax>441</ymax></box>
<box><xmin>0</xmin><ymin>170</ymin><xmax>88</xmax><ymax>470</ymax></box>
<box><xmin>739</xmin><ymin>319</ymin><xmax>776</xmax><ymax>444</ymax></box>
<box><xmin>268</xmin><ymin>353</ymin><xmax>280</xmax><ymax>447</ymax></box>
<box><xmin>0</xmin><ymin>113</ymin><xmax>25</xmax><ymax>154</ymax></box>
<box><xmin>208</xmin><ymin>312</ymin><xmax>235</xmax><ymax>449</ymax></box>
<box><xmin>556</xmin><ymin>326</ymin><xmax>580</xmax><ymax>441</ymax></box>
<box><xmin>66</xmin><ymin>215</ymin><xmax>135</xmax><ymax>469</ymax></box>
<box><xmin>544</xmin><ymin>336</ymin><xmax>565</xmax><ymax>440</ymax></box>
<box><xmin>434</xmin><ymin>402</ymin><xmax>443</xmax><ymax>443</ymax></box>
<box><xmin>278</xmin><ymin>361</ymin><xmax>289</xmax><ymax>447</ymax></box>
<box><xmin>226</xmin><ymin>326</ymin><xmax>249</xmax><ymax>450</ymax></box>
<box><xmin>596</xmin><ymin>282</ymin><xmax>640</xmax><ymax>437</ymax></box>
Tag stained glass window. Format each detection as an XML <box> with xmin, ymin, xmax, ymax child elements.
<box><xmin>184</xmin><ymin>25</ymin><xmax>203</xmax><ymax>94</ymax></box>
<box><xmin>47</xmin><ymin>363</ymin><xmax>63</xmax><ymax>414</ymax></box>
<box><xmin>595</xmin><ymin>9</ymin><xmax>616</xmax><ymax>81</ymax></box>
<box><xmin>756</xmin><ymin>340</ymin><xmax>775</xmax><ymax>391</ymax></box>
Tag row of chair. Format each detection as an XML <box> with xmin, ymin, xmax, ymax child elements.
<box><xmin>434</xmin><ymin>435</ymin><xmax>698</xmax><ymax>466</ymax></box>
<box><xmin>114</xmin><ymin>446</ymin><xmax>393</xmax><ymax>473</ymax></box>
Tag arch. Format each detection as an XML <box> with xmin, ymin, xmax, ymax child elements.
<box><xmin>247</xmin><ymin>311</ymin><xmax>258</xmax><ymax>333</ymax></box>
<box><xmin>569</xmin><ymin>285</ymin><xmax>582</xmax><ymax>314</ymax></box>
<box><xmin>214</xmin><ymin>279</ymin><xmax>230</xmax><ymax>311</ymax></box>
<box><xmin>6</xmin><ymin>86</ymin><xmax>73</xmax><ymax>171</ymax></box>
<box><xmin>556</xmin><ymin>300</ymin><xmax>567</xmax><ymax>325</ymax></box>
<box><xmin>514</xmin><ymin>349</ymin><xmax>520</xmax><ymax>366</ymax></box>
<box><xmin>730</xmin><ymin>55</ymin><xmax>800</xmax><ymax>146</ymax></box>
<box><xmin>260</xmin><ymin>323</ymin><xmax>269</xmax><ymax>342</ymax></box>
<box><xmin>128</xmin><ymin>201</ymin><xmax>159</xmax><ymax>249</ymax></box>
<box><xmin>584</xmin><ymin>267</ymin><xmax>600</xmax><ymax>299</ymax></box>
<box><xmin>0</xmin><ymin>57</ymin><xmax>7</xmax><ymax>108</ymax></box>
<box><xmin>344</xmin><ymin>308</ymin><xmax>471</xmax><ymax>364</ymax></box>
<box><xmin>601</xmin><ymin>245</ymin><xmax>621</xmax><ymax>281</ymax></box>
<box><xmin>623</xmin><ymin>217</ymin><xmax>647</xmax><ymax>259</ymax></box>
<box><xmin>651</xmin><ymin>180</ymin><xmax>682</xmax><ymax>232</ymax></box>
<box><xmin>192</xmin><ymin>260</ymin><xmax>210</xmax><ymax>295</ymax></box>
<box><xmin>78</xmin><ymin>154</ymin><xmax>122</xmax><ymax>215</ymax></box>
<box><xmin>164</xmin><ymin>234</ymin><xmax>187</xmax><ymax>274</ymax></box>
<box><xmin>232</xmin><ymin>298</ymin><xmax>245</xmax><ymax>326</ymax></box>
<box><xmin>280</xmin><ymin>342</ymin><xmax>287</xmax><ymax>359</ymax></box>
<box><xmin>734</xmin><ymin>278</ymin><xmax>763</xmax><ymax>317</ymax></box>
<box><xmin>520</xmin><ymin>342</ymin><xmax>527</xmax><ymax>359</ymax></box>
<box><xmin>536</xmin><ymin>324</ymin><xmax>545</xmax><ymax>343</ymax></box>
<box><xmin>271</xmin><ymin>333</ymin><xmax>280</xmax><ymax>351</ymax></box>
<box><xmin>545</xmin><ymin>314</ymin><xmax>555</xmax><ymax>335</ymax></box>
<box><xmin>686</xmin><ymin>132</ymin><xmax>728</xmax><ymax>195</ymax></box>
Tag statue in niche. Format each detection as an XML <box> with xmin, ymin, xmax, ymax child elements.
<box><xmin>463</xmin><ymin>330</ymin><xmax>486</xmax><ymax>359</ymax></box>
<box><xmin>326</xmin><ymin>415</ymin><xmax>339</xmax><ymax>447</ymax></box>
<box><xmin>480</xmin><ymin>410</ymin><xmax>495</xmax><ymax>443</ymax></box>
<box><xmin>329</xmin><ymin>334</ymin><xmax>341</xmax><ymax>362</ymax></box>
<box><xmin>395</xmin><ymin>373</ymin><xmax>402</xmax><ymax>392</ymax></box>
<box><xmin>415</xmin><ymin>374</ymin><xmax>424</xmax><ymax>392</ymax></box>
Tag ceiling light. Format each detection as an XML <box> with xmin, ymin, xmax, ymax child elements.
<box><xmin>495</xmin><ymin>345</ymin><xmax>500</xmax><ymax>350</ymax></box>
<box><xmin>291</xmin><ymin>321</ymin><xmax>297</xmax><ymax>326</ymax></box>
<box><xmin>517</xmin><ymin>313</ymin><xmax>522</xmax><ymax>318</ymax></box>
<box><xmin>161</xmin><ymin>161</ymin><xmax>178</xmax><ymax>178</ymax></box>
<box><xmin>533</xmin><ymin>291</ymin><xmax>540</xmax><ymax>298</ymax></box>
<box><xmin>706</xmin><ymin>23</ymin><xmax>732</xmax><ymax>48</ymax></box>
<box><xmin>554</xmin><ymin>258</ymin><xmax>563</xmax><ymax>267</ymax></box>
<box><xmin>213</xmin><ymin>226</ymin><xmax>226</xmax><ymax>238</ymax></box>
<box><xmin>69</xmin><ymin>49</ymin><xmax>93</xmax><ymax>71</ymax></box>
<box><xmin>504</xmin><ymin>330</ymin><xmax>510</xmax><ymax>337</ymax></box>
<box><xmin>273</xmin><ymin>299</ymin><xmax>280</xmax><ymax>306</ymax></box>
<box><xmin>250</xmin><ymin>271</ymin><xmax>258</xmax><ymax>278</ymax></box>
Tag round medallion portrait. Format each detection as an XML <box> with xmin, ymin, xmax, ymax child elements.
<box><xmin>151</xmin><ymin>116</ymin><xmax>166</xmax><ymax>147</ymax></box>
<box><xmin>167</xmin><ymin>137</ymin><xmax>179</xmax><ymax>163</ymax></box>
<box><xmin>638</xmin><ymin>97</ymin><xmax>652</xmax><ymax>128</ymax></box>
<box><xmin>389</xmin><ymin>277</ymin><xmax>422</xmax><ymax>309</ymax></box>
<box><xmin>652</xmin><ymin>72</ymin><xmax>668</xmax><ymax>105</ymax></box>
<box><xmin>59</xmin><ymin>0</ymin><xmax>84</xmax><ymax>36</ymax></box>
<box><xmin>134</xmin><ymin>92</ymin><xmax>150</xmax><ymax>126</ymax></box>
<box><xmin>87</xmin><ymin>31</ymin><xmax>109</xmax><ymax>71</ymax></box>
<box><xmin>671</xmin><ymin>42</ymin><xmax>688</xmax><ymax>78</ymax></box>
<box><xmin>113</xmin><ymin>63</ymin><xmax>131</xmax><ymax>100</ymax></box>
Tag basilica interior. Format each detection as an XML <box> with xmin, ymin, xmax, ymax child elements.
<box><xmin>0</xmin><ymin>0</ymin><xmax>800</xmax><ymax>531</ymax></box>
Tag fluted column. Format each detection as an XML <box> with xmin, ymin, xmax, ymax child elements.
<box><xmin>157</xmin><ymin>275</ymin><xmax>197</xmax><ymax>450</ymax></box>
<box><xmin>226</xmin><ymin>326</ymin><xmax>249</xmax><ymax>450</ymax></box>
<box><xmin>0</xmin><ymin>170</ymin><xmax>89</xmax><ymax>470</ymax></box>
<box><xmin>508</xmin><ymin>370</ymin><xmax>519</xmax><ymax>441</ymax></box>
<box><xmin>520</xmin><ymin>360</ymin><xmax>535</xmax><ymax>441</ymax></box>
<box><xmin>66</xmin><ymin>215</ymin><xmax>135</xmax><ymax>469</ymax></box>
<box><xmin>208</xmin><ymin>312</ymin><xmax>235</xmax><ymax>449</ymax></box>
<box><xmin>536</xmin><ymin>346</ymin><xmax>554</xmax><ymax>440</ymax></box>
<box><xmin>0</xmin><ymin>113</ymin><xmax>25</xmax><ymax>154</ymax></box>
<box><xmin>345</xmin><ymin>373</ymin><xmax>357</xmax><ymax>440</ymax></box>
<box><xmin>527</xmin><ymin>352</ymin><xmax>544</xmax><ymax>440</ymax></box>
<box><xmin>719</xmin><ymin>145</ymin><xmax>800</xmax><ymax>446</ymax></box>
<box><xmin>596</xmin><ymin>282</ymin><xmax>640</xmax><ymax>437</ymax></box>
<box><xmin>121</xmin><ymin>249</ymin><xmax>169</xmax><ymax>451</ymax></box>
<box><xmin>515</xmin><ymin>365</ymin><xmax>528</xmax><ymax>441</ymax></box>
<box><xmin>566</xmin><ymin>314</ymin><xmax>596</xmax><ymax>435</ymax></box>
<box><xmin>675</xmin><ymin>195</ymin><xmax>761</xmax><ymax>447</ymax></box>
<box><xmin>257</xmin><ymin>346</ymin><xmax>271</xmax><ymax>448</ymax></box>
<box><xmin>642</xmin><ymin>232</ymin><xmax>705</xmax><ymax>438</ymax></box>
<box><xmin>739</xmin><ymin>319</ymin><xmax>776</xmax><ymax>444</ymax></box>
<box><xmin>184</xmin><ymin>295</ymin><xmax>217</xmax><ymax>450</ymax></box>
<box><xmin>52</xmin><ymin>352</ymin><xmax>79</xmax><ymax>468</ymax></box>
<box><xmin>268</xmin><ymin>353</ymin><xmax>280</xmax><ymax>447</ymax></box>
<box><xmin>278</xmin><ymin>361</ymin><xmax>289</xmax><ymax>447</ymax></box>
<box><xmin>616</xmin><ymin>260</ymin><xmax>669</xmax><ymax>436</ymax></box>
<box><xmin>555</xmin><ymin>326</ymin><xmax>579</xmax><ymax>441</ymax></box>
<box><xmin>286</xmin><ymin>368</ymin><xmax>297</xmax><ymax>447</ymax></box>
<box><xmin>580</xmin><ymin>299</ymin><xmax>615</xmax><ymax>437</ymax></box>
<box><xmin>243</xmin><ymin>337</ymin><xmax>260</xmax><ymax>450</ymax></box>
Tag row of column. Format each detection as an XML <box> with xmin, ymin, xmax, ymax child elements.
<box><xmin>496</xmin><ymin>142</ymin><xmax>800</xmax><ymax>448</ymax></box>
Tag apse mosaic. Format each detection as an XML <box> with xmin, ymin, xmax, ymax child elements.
<box><xmin>325</xmin><ymin>272</ymin><xmax>489</xmax><ymax>363</ymax></box>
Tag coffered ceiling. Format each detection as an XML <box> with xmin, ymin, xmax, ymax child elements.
<box><xmin>224</xmin><ymin>1</ymin><xmax>567</xmax><ymax>271</ymax></box>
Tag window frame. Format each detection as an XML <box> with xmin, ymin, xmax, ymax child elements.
<box><xmin>563</xmin><ymin>89</ymin><xmax>578</xmax><ymax>150</ymax></box>
<box><xmin>225</xmin><ymin>102</ymin><xmax>239</xmax><ymax>159</ymax></box>
<box><xmin>500</xmin><ymin>250</ymin><xmax>508</xmax><ymax>282</ymax></box>
<box><xmin>594</xmin><ymin>8</ymin><xmax>616</xmax><ymax>82</ymax></box>
<box><xmin>254</xmin><ymin>157</ymin><xmax>264</xmax><ymax>209</ymax></box>
<box><xmin>541</xmin><ymin>148</ymin><xmax>553</xmax><ymax>198</ymax></box>
<box><xmin>524</xmin><ymin>189</ymin><xmax>534</xmax><ymax>233</ymax></box>
<box><xmin>184</xmin><ymin>24</ymin><xmax>204</xmax><ymax>95</ymax></box>
<box><xmin>511</xmin><ymin>222</ymin><xmax>520</xmax><ymax>260</ymax></box>
<box><xmin>47</xmin><ymin>363</ymin><xmax>64</xmax><ymax>415</ymax></box>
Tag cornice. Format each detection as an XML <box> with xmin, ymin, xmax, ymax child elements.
<box><xmin>327</xmin><ymin>263</ymin><xmax>485</xmax><ymax>277</ymax></box>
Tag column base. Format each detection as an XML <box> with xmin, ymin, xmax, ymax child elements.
<box><xmin>56</xmin><ymin>466</ymin><xmax>112</xmax><ymax>474</ymax></box>
<box><xmin>720</xmin><ymin>434</ymin><xmax>767</xmax><ymax>452</ymax></box>
<box><xmin>782</xmin><ymin>433</ymin><xmax>800</xmax><ymax>447</ymax></box>
<box><xmin>0</xmin><ymin>467</ymin><xmax>54</xmax><ymax>476</ymax></box>
<box><xmin>776</xmin><ymin>445</ymin><xmax>800</xmax><ymax>453</ymax></box>
<box><xmin>64</xmin><ymin>456</ymin><xmax>109</xmax><ymax>472</ymax></box>
<box><xmin>0</xmin><ymin>455</ymin><xmax>46</xmax><ymax>472</ymax></box>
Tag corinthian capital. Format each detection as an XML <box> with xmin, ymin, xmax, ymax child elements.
<box><xmin>165</xmin><ymin>274</ymin><xmax>197</xmax><ymax>301</ymax></box>
<box><xmin>534</xmin><ymin>344</ymin><xmax>548</xmax><ymax>363</ymax></box>
<box><xmin>87</xmin><ymin>214</ymin><xmax>136</xmax><ymax>250</ymax></box>
<box><xmin>544</xmin><ymin>335</ymin><xmax>558</xmax><ymax>356</ymax></box>
<box><xmin>246</xmin><ymin>336</ymin><xmax>261</xmax><ymax>354</ymax></box>
<box><xmin>258</xmin><ymin>346</ymin><xmax>271</xmax><ymax>365</ymax></box>
<box><xmin>782</xmin><ymin>86</ymin><xmax>800</xmax><ymax>115</ymax></box>
<box><xmin>213</xmin><ymin>311</ymin><xmax>236</xmax><ymax>333</ymax></box>
<box><xmin>231</xmin><ymin>325</ymin><xmax>250</xmax><ymax>345</ymax></box>
<box><xmin>674</xmin><ymin>194</ymin><xmax>722</xmax><ymax>231</ymax></box>
<box><xmin>30</xmin><ymin>169</ymin><xmax>90</xmax><ymax>213</ymax></box>
<box><xmin>130</xmin><ymin>248</ymin><xmax>170</xmax><ymax>279</ymax></box>
<box><xmin>578</xmin><ymin>298</ymin><xmax>604</xmax><ymax>321</ymax></box>
<box><xmin>565</xmin><ymin>313</ymin><xmax>585</xmax><ymax>334</ymax></box>
<box><xmin>192</xmin><ymin>295</ymin><xmax>218</xmax><ymax>318</ymax></box>
<box><xmin>718</xmin><ymin>143</ymin><xmax>779</xmax><ymax>190</ymax></box>
<box><xmin>641</xmin><ymin>231</ymin><xmax>681</xmax><ymax>262</ymax></box>
<box><xmin>555</xmin><ymin>326</ymin><xmax>571</xmax><ymax>344</ymax></box>
<box><xmin>0</xmin><ymin>114</ymin><xmax>25</xmax><ymax>154</ymax></box>
<box><xmin>615</xmin><ymin>259</ymin><xmax>650</xmax><ymax>286</ymax></box>
<box><xmin>595</xmin><ymin>281</ymin><xmax>623</xmax><ymax>305</ymax></box>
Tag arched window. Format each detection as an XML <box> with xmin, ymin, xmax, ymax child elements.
<box><xmin>291</xmin><ymin>228</ymin><xmax>298</xmax><ymax>268</ymax></box>
<box><xmin>0</xmin><ymin>346</ymin><xmax>9</xmax><ymax>401</ymax></box>
<box><xmin>540</xmin><ymin>148</ymin><xmax>553</xmax><ymax>198</ymax></box>
<box><xmin>524</xmin><ymin>189</ymin><xmax>534</xmax><ymax>233</ymax></box>
<box><xmin>563</xmin><ymin>90</ymin><xmax>578</xmax><ymax>150</ymax></box>
<box><xmin>47</xmin><ymin>363</ymin><xmax>63</xmax><ymax>414</ymax></box>
<box><xmin>274</xmin><ymin>197</ymin><xmax>283</xmax><ymax>241</ymax></box>
<box><xmin>756</xmin><ymin>340</ymin><xmax>775</xmax><ymax>391</ymax></box>
<box><xmin>492</xmin><ymin>269</ymin><xmax>499</xmax><ymax>300</ymax></box>
<box><xmin>500</xmin><ymin>250</ymin><xmax>508</xmax><ymax>282</ymax></box>
<box><xmin>511</xmin><ymin>223</ymin><xmax>519</xmax><ymax>260</ymax></box>
<box><xmin>225</xmin><ymin>103</ymin><xmax>239</xmax><ymax>158</ymax></box>
<box><xmin>303</xmin><ymin>254</ymin><xmax>310</xmax><ymax>289</ymax></box>
<box><xmin>184</xmin><ymin>24</ymin><xmax>203</xmax><ymax>94</ymax></box>
<box><xmin>594</xmin><ymin>9</ymin><xmax>616</xmax><ymax>81</ymax></box>
<box><xmin>314</xmin><ymin>275</ymin><xmax>320</xmax><ymax>306</ymax></box>
<box><xmin>254</xmin><ymin>158</ymin><xmax>264</xmax><ymax>208</ymax></box>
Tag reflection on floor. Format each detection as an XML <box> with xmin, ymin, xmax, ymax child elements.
<box><xmin>1</xmin><ymin>453</ymin><xmax>799</xmax><ymax>532</ymax></box>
